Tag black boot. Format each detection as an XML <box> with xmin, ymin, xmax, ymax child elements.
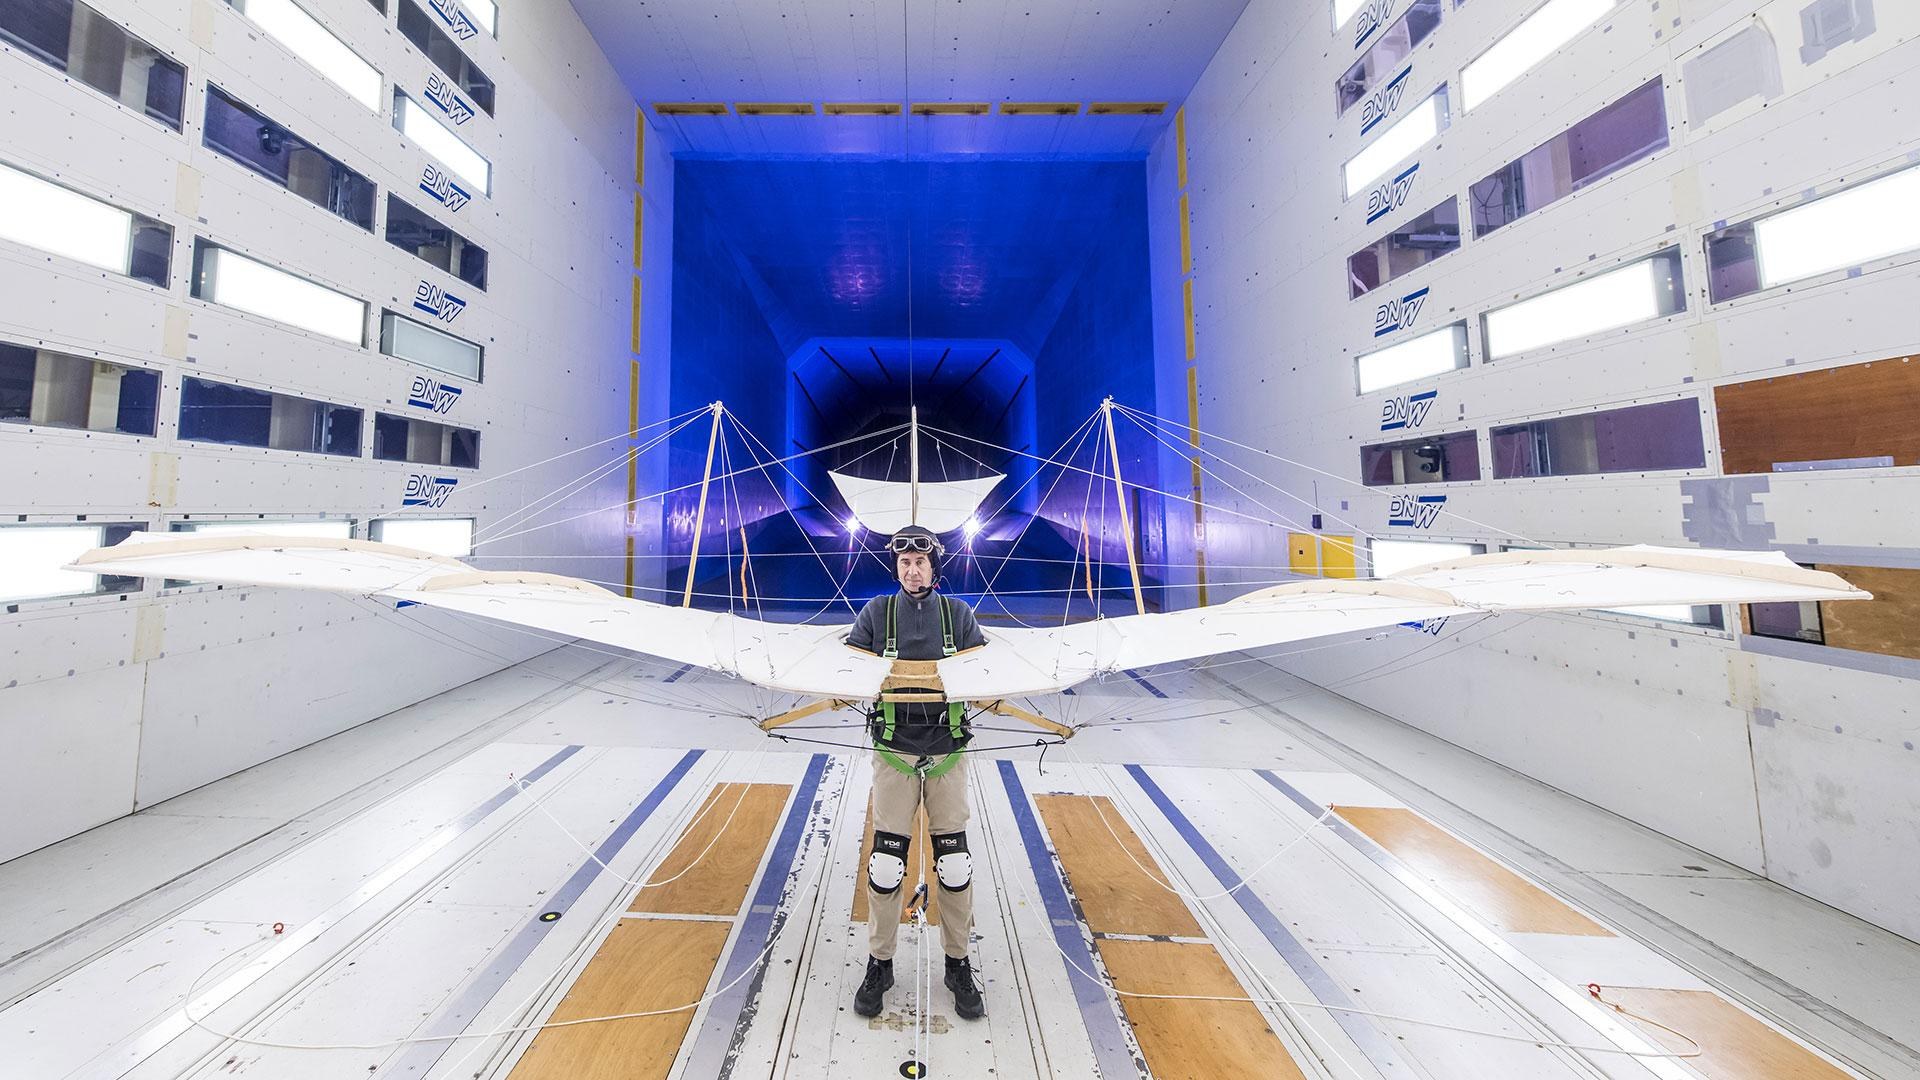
<box><xmin>853</xmin><ymin>956</ymin><xmax>893</xmax><ymax>1017</ymax></box>
<box><xmin>945</xmin><ymin>955</ymin><xmax>985</xmax><ymax>1020</ymax></box>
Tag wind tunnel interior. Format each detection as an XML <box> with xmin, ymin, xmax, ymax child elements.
<box><xmin>660</xmin><ymin>157</ymin><xmax>1166</xmax><ymax>615</ymax></box>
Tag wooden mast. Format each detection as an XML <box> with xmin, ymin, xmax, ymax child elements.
<box><xmin>909</xmin><ymin>405</ymin><xmax>921</xmax><ymax>526</ymax></box>
<box><xmin>681</xmin><ymin>401</ymin><xmax>724</xmax><ymax>608</ymax></box>
<box><xmin>1101</xmin><ymin>397</ymin><xmax>1147</xmax><ymax>615</ymax></box>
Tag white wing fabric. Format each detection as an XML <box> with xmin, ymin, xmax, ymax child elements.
<box><xmin>937</xmin><ymin>546</ymin><xmax>1868</xmax><ymax>698</ymax></box>
<box><xmin>69</xmin><ymin>533</ymin><xmax>888</xmax><ymax>698</ymax></box>
<box><xmin>828</xmin><ymin>471</ymin><xmax>1002</xmax><ymax>534</ymax></box>
<box><xmin>72</xmin><ymin>536</ymin><xmax>1865</xmax><ymax>701</ymax></box>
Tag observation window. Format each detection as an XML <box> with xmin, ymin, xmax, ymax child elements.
<box><xmin>1490</xmin><ymin>398</ymin><xmax>1704</xmax><ymax>478</ymax></box>
<box><xmin>373</xmin><ymin>411</ymin><xmax>478</xmax><ymax>468</ymax></box>
<box><xmin>1348</xmin><ymin>199</ymin><xmax>1459</xmax><ymax>298</ymax></box>
<box><xmin>203</xmin><ymin>86</ymin><xmax>376</xmax><ymax>230</ymax></box>
<box><xmin>386</xmin><ymin>195</ymin><xmax>488</xmax><ymax>289</ymax></box>
<box><xmin>178</xmin><ymin>375</ymin><xmax>363</xmax><ymax>456</ymax></box>
<box><xmin>1470</xmin><ymin>78</ymin><xmax>1667</xmax><ymax>238</ymax></box>
<box><xmin>1361</xmin><ymin>430</ymin><xmax>1480</xmax><ymax>486</ymax></box>
<box><xmin>0</xmin><ymin>0</ymin><xmax>186</xmax><ymax>128</ymax></box>
<box><xmin>0</xmin><ymin>341</ymin><xmax>159</xmax><ymax>435</ymax></box>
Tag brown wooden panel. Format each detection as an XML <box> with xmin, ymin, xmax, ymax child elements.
<box><xmin>1608</xmin><ymin>987</ymin><xmax>1852</xmax><ymax>1079</ymax></box>
<box><xmin>1814</xmin><ymin>564</ymin><xmax>1920</xmax><ymax>661</ymax></box>
<box><xmin>508</xmin><ymin>918</ymin><xmax>730</xmax><ymax>1080</ymax></box>
<box><xmin>1715</xmin><ymin>355</ymin><xmax>1920</xmax><ymax>474</ymax></box>
<box><xmin>850</xmin><ymin>796</ymin><xmax>940</xmax><ymax>925</ymax></box>
<box><xmin>1097</xmin><ymin>938</ymin><xmax>1308</xmax><ymax>1080</ymax></box>
<box><xmin>1336</xmin><ymin>807</ymin><xmax>1611</xmax><ymax>936</ymax></box>
<box><xmin>630</xmin><ymin>783</ymin><xmax>789</xmax><ymax>916</ymax></box>
<box><xmin>1034</xmin><ymin>794</ymin><xmax>1203</xmax><ymax>937</ymax></box>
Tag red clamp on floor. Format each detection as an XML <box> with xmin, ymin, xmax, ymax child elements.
<box><xmin>1587</xmin><ymin>982</ymin><xmax>1602</xmax><ymax>998</ymax></box>
<box><xmin>272</xmin><ymin>922</ymin><xmax>285</xmax><ymax>936</ymax></box>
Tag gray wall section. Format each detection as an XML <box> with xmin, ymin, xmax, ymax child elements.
<box><xmin>0</xmin><ymin>0</ymin><xmax>646</xmax><ymax>862</ymax></box>
<box><xmin>1162</xmin><ymin>0</ymin><xmax>1920</xmax><ymax>939</ymax></box>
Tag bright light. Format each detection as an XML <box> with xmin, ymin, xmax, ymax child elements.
<box><xmin>1344</xmin><ymin>91</ymin><xmax>1444</xmax><ymax>198</ymax></box>
<box><xmin>237</xmin><ymin>0</ymin><xmax>382</xmax><ymax>111</ymax></box>
<box><xmin>0</xmin><ymin>161</ymin><xmax>132</xmax><ymax>274</ymax></box>
<box><xmin>1755</xmin><ymin>165</ymin><xmax>1920</xmax><ymax>288</ymax></box>
<box><xmin>0</xmin><ymin>525</ymin><xmax>104</xmax><ymax>603</ymax></box>
<box><xmin>179</xmin><ymin>520</ymin><xmax>354</xmax><ymax>539</ymax></box>
<box><xmin>1483</xmin><ymin>254</ymin><xmax>1671</xmax><ymax>360</ymax></box>
<box><xmin>200</xmin><ymin>246</ymin><xmax>367</xmax><ymax>345</ymax></box>
<box><xmin>1332</xmin><ymin>0</ymin><xmax>1366</xmax><ymax>27</ymax></box>
<box><xmin>372</xmin><ymin>518</ymin><xmax>473</xmax><ymax>556</ymax></box>
<box><xmin>1371</xmin><ymin>538</ymin><xmax>1478</xmax><ymax>578</ymax></box>
<box><xmin>1600</xmin><ymin>604</ymin><xmax>1700</xmax><ymax>623</ymax></box>
<box><xmin>1356</xmin><ymin>323</ymin><xmax>1467</xmax><ymax>394</ymax></box>
<box><xmin>1462</xmin><ymin>0</ymin><xmax>1615</xmax><ymax>112</ymax></box>
<box><xmin>845</xmin><ymin>519</ymin><xmax>862</xmax><ymax>537</ymax></box>
<box><xmin>962</xmin><ymin>517</ymin><xmax>982</xmax><ymax>539</ymax></box>
<box><xmin>465</xmin><ymin>0</ymin><xmax>498</xmax><ymax>35</ymax></box>
<box><xmin>395</xmin><ymin>93</ymin><xmax>491</xmax><ymax>195</ymax></box>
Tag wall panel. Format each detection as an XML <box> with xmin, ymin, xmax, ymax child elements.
<box><xmin>1164</xmin><ymin>0</ymin><xmax>1920</xmax><ymax>935</ymax></box>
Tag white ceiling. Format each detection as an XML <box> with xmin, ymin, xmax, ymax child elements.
<box><xmin>566</xmin><ymin>0</ymin><xmax>1256</xmax><ymax>155</ymax></box>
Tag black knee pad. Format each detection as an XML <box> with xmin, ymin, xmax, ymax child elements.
<box><xmin>932</xmin><ymin>831</ymin><xmax>972</xmax><ymax>892</ymax></box>
<box><xmin>868</xmin><ymin>830</ymin><xmax>910</xmax><ymax>895</ymax></box>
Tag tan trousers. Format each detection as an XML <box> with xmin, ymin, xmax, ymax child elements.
<box><xmin>866</xmin><ymin>751</ymin><xmax>974</xmax><ymax>960</ymax></box>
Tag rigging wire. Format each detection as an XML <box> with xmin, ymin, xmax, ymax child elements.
<box><xmin>478</xmin><ymin>422</ymin><xmax>913</xmax><ymax>549</ymax></box>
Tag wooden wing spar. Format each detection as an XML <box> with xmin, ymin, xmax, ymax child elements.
<box><xmin>70</xmin><ymin>534</ymin><xmax>1867</xmax><ymax>734</ymax></box>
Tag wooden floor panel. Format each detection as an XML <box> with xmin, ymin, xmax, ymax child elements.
<box><xmin>1034</xmin><ymin>794</ymin><xmax>1203</xmax><ymax>937</ymax></box>
<box><xmin>1608</xmin><ymin>987</ymin><xmax>1854</xmax><ymax>1079</ymax></box>
<box><xmin>1335</xmin><ymin>806</ymin><xmax>1611</xmax><ymax>937</ymax></box>
<box><xmin>507</xmin><ymin>918</ymin><xmax>731</xmax><ymax>1080</ymax></box>
<box><xmin>630</xmin><ymin>782</ymin><xmax>790</xmax><ymax>916</ymax></box>
<box><xmin>850</xmin><ymin>796</ymin><xmax>941</xmax><ymax>925</ymax></box>
<box><xmin>1097</xmin><ymin>938</ymin><xmax>1308</xmax><ymax>1080</ymax></box>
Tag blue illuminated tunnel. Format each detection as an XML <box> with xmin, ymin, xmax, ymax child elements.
<box><xmin>664</xmin><ymin>156</ymin><xmax>1161</xmax><ymax>609</ymax></box>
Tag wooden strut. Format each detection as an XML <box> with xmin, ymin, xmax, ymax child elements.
<box><xmin>1102</xmin><ymin>398</ymin><xmax>1147</xmax><ymax>615</ymax></box>
<box><xmin>681</xmin><ymin>401</ymin><xmax>724</xmax><ymax>608</ymax></box>
<box><xmin>755</xmin><ymin>657</ymin><xmax>1075</xmax><ymax>740</ymax></box>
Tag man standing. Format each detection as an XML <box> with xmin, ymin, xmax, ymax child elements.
<box><xmin>845</xmin><ymin>524</ymin><xmax>988</xmax><ymax>1021</ymax></box>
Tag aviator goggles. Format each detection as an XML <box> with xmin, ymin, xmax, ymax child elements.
<box><xmin>888</xmin><ymin>534</ymin><xmax>943</xmax><ymax>556</ymax></box>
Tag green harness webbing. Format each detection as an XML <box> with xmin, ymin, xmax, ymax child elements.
<box><xmin>876</xmin><ymin>593</ymin><xmax>968</xmax><ymax>778</ymax></box>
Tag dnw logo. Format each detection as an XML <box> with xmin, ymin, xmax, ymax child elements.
<box><xmin>403</xmin><ymin>474</ymin><xmax>459</xmax><ymax>508</ymax></box>
<box><xmin>419</xmin><ymin>164</ymin><xmax>471</xmax><ymax>212</ymax></box>
<box><xmin>1398</xmin><ymin>617</ymin><xmax>1450</xmax><ymax>635</ymax></box>
<box><xmin>1379</xmin><ymin>389</ymin><xmax>1437</xmax><ymax>431</ymax></box>
<box><xmin>1374</xmin><ymin>286</ymin><xmax>1429</xmax><ymax>338</ymax></box>
<box><xmin>1359</xmin><ymin>67</ymin><xmax>1413</xmax><ymax>136</ymax></box>
<box><xmin>424</xmin><ymin>74</ymin><xmax>476</xmax><ymax>125</ymax></box>
<box><xmin>427</xmin><ymin>0</ymin><xmax>479</xmax><ymax>40</ymax></box>
<box><xmin>413</xmin><ymin>281</ymin><xmax>467</xmax><ymax>323</ymax></box>
<box><xmin>1365</xmin><ymin>163</ymin><xmax>1418</xmax><ymax>224</ymax></box>
<box><xmin>1387</xmin><ymin>492</ymin><xmax>1446</xmax><ymax>529</ymax></box>
<box><xmin>407</xmin><ymin>375</ymin><xmax>463</xmax><ymax>414</ymax></box>
<box><xmin>1354</xmin><ymin>0</ymin><xmax>1395</xmax><ymax>49</ymax></box>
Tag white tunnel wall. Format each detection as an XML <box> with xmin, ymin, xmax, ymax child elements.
<box><xmin>1158</xmin><ymin>0</ymin><xmax>1920</xmax><ymax>939</ymax></box>
<box><xmin>0</xmin><ymin>0</ymin><xmax>647</xmax><ymax>862</ymax></box>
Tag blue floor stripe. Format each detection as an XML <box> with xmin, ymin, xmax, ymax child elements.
<box><xmin>683</xmin><ymin>753</ymin><xmax>829</xmax><ymax>1080</ymax></box>
<box><xmin>384</xmin><ymin>747</ymin><xmax>702</xmax><ymax>1078</ymax></box>
<box><xmin>1123</xmin><ymin>670</ymin><xmax>1169</xmax><ymax>698</ymax></box>
<box><xmin>1124</xmin><ymin>764</ymin><xmax>1414</xmax><ymax>1077</ymax></box>
<box><xmin>662</xmin><ymin>662</ymin><xmax>695</xmax><ymax>683</ymax></box>
<box><xmin>998</xmin><ymin>760</ymin><xmax>1141</xmax><ymax>1080</ymax></box>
